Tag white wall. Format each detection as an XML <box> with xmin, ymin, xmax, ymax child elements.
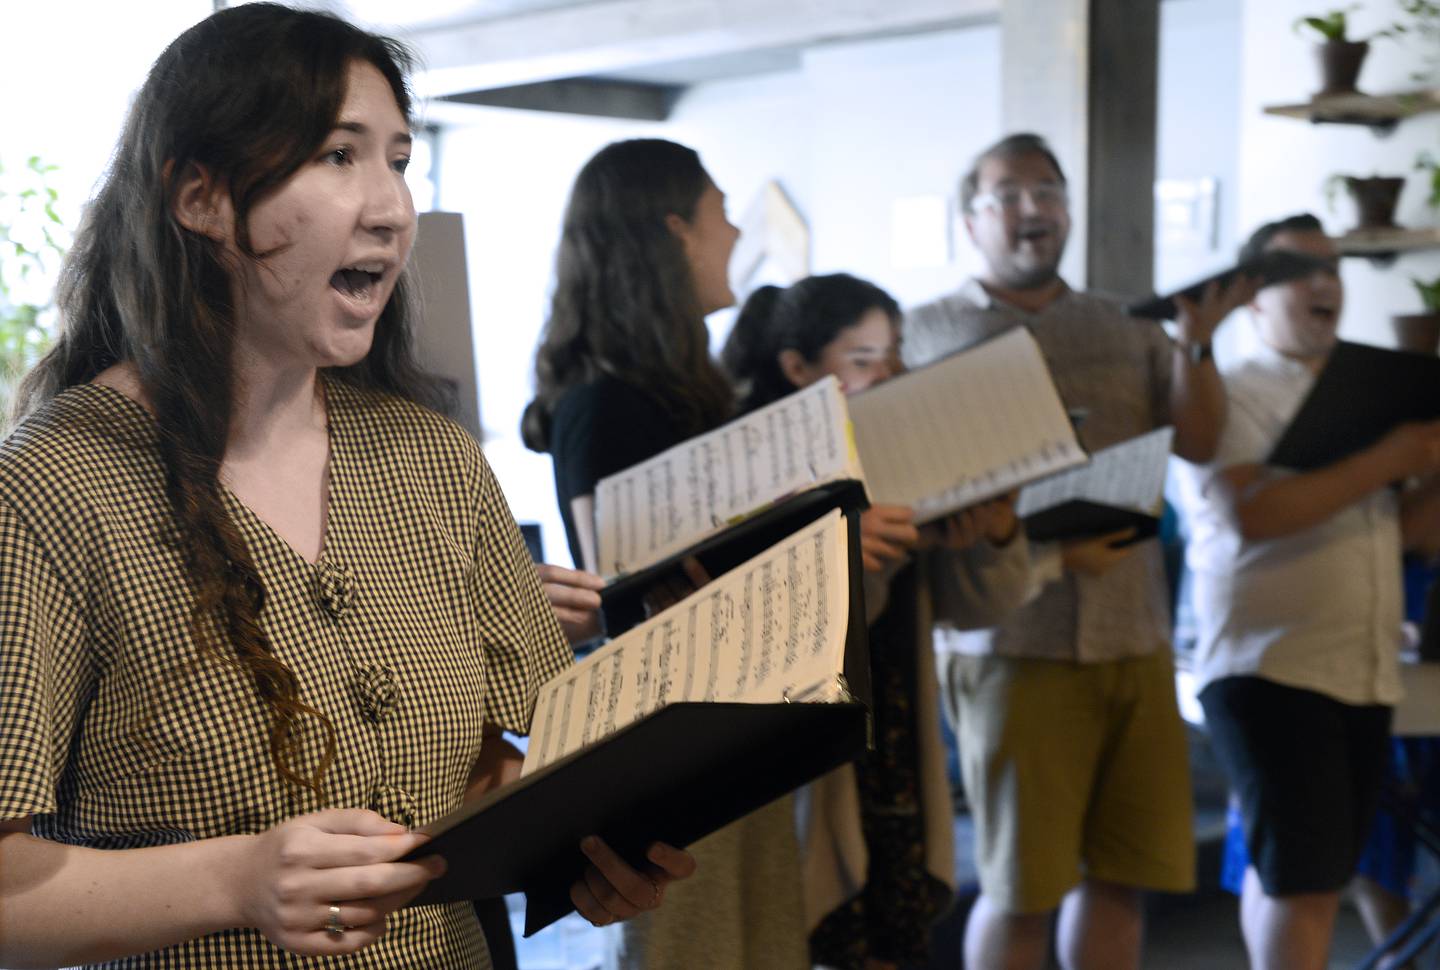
<box><xmin>1238</xmin><ymin>0</ymin><xmax>1440</xmax><ymax>349</ymax></box>
<box><xmin>441</xmin><ymin>25</ymin><xmax>1003</xmax><ymax>566</ymax></box>
<box><xmin>1155</xmin><ymin>0</ymin><xmax>1243</xmax><ymax>293</ymax></box>
<box><xmin>799</xmin><ymin>26</ymin><xmax>1002</xmax><ymax>306</ymax></box>
<box><xmin>0</xmin><ymin>1</ymin><xmax>211</xmax><ymax>230</ymax></box>
<box><xmin>435</xmin><ymin>107</ymin><xmax>664</xmax><ymax>566</ymax></box>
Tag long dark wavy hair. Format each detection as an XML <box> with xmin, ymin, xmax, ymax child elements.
<box><xmin>14</xmin><ymin>3</ymin><xmax>440</xmax><ymax>797</ymax></box>
<box><xmin>520</xmin><ymin>139</ymin><xmax>733</xmax><ymax>452</ymax></box>
<box><xmin>721</xmin><ymin>273</ymin><xmax>901</xmax><ymax>413</ymax></box>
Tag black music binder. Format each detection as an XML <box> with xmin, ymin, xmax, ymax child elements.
<box><xmin>1268</xmin><ymin>341</ymin><xmax>1440</xmax><ymax>470</ymax></box>
<box><xmin>1127</xmin><ymin>250</ymin><xmax>1334</xmax><ymax>320</ymax></box>
<box><xmin>1023</xmin><ymin>501</ymin><xmax>1160</xmax><ymax>545</ymax></box>
<box><xmin>405</xmin><ymin>498</ymin><xmax>870</xmax><ymax>937</ymax></box>
<box><xmin>601</xmin><ymin>479</ymin><xmax>868</xmax><ymax>637</ymax></box>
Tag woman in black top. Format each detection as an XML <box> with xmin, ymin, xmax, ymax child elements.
<box><xmin>523</xmin><ymin>139</ymin><xmax>818</xmax><ymax>969</ymax></box>
<box><xmin>522</xmin><ymin>139</ymin><xmax>735</xmax><ymax>572</ymax></box>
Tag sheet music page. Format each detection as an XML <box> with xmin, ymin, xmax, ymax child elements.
<box><xmin>847</xmin><ymin>328</ymin><xmax>1086</xmax><ymax>521</ymax></box>
<box><xmin>594</xmin><ymin>377</ymin><xmax>858</xmax><ymax>578</ymax></box>
<box><xmin>523</xmin><ymin>509</ymin><xmax>850</xmax><ymax>775</ymax></box>
<box><xmin>1017</xmin><ymin>427</ymin><xmax>1175</xmax><ymax>516</ymax></box>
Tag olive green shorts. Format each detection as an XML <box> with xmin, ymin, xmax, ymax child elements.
<box><xmin>939</xmin><ymin>650</ymin><xmax>1195</xmax><ymax>914</ymax></box>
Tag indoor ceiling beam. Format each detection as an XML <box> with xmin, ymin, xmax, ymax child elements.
<box><xmin>410</xmin><ymin>0</ymin><xmax>999</xmax><ymax>97</ymax></box>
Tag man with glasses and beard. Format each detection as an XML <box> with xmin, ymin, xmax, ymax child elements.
<box><xmin>904</xmin><ymin>133</ymin><xmax>1251</xmax><ymax>970</ymax></box>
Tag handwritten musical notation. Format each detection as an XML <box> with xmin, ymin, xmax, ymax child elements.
<box><xmin>848</xmin><ymin>327</ymin><xmax>1087</xmax><ymax>521</ymax></box>
<box><xmin>595</xmin><ymin>378</ymin><xmax>858</xmax><ymax>579</ymax></box>
<box><xmin>522</xmin><ymin>510</ymin><xmax>851</xmax><ymax>776</ymax></box>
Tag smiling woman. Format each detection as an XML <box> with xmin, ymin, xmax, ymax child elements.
<box><xmin>0</xmin><ymin>5</ymin><xmax>692</xmax><ymax>969</ymax></box>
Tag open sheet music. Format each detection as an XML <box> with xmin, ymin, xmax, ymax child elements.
<box><xmin>525</xmin><ymin>509</ymin><xmax>852</xmax><ymax>775</ymax></box>
<box><xmin>1018</xmin><ymin>427</ymin><xmax>1175</xmax><ymax>520</ymax></box>
<box><xmin>594</xmin><ymin>377</ymin><xmax>860</xmax><ymax>579</ymax></box>
<box><xmin>405</xmin><ymin>495</ymin><xmax>867</xmax><ymax>935</ymax></box>
<box><xmin>1014</xmin><ymin>427</ymin><xmax>1172</xmax><ymax>544</ymax></box>
<box><xmin>848</xmin><ymin>327</ymin><xmax>1086</xmax><ymax>520</ymax></box>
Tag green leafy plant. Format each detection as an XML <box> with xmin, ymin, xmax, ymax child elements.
<box><xmin>1417</xmin><ymin>151</ymin><xmax>1440</xmax><ymax>209</ymax></box>
<box><xmin>1415</xmin><ymin>275</ymin><xmax>1440</xmax><ymax>312</ymax></box>
<box><xmin>1294</xmin><ymin>4</ymin><xmax>1405</xmax><ymax>41</ymax></box>
<box><xmin>1399</xmin><ymin>0</ymin><xmax>1440</xmax><ymax>83</ymax></box>
<box><xmin>0</xmin><ymin>155</ymin><xmax>68</xmax><ymax>417</ymax></box>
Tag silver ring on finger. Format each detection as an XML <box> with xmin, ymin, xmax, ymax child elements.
<box><xmin>325</xmin><ymin>903</ymin><xmax>348</xmax><ymax>937</ymax></box>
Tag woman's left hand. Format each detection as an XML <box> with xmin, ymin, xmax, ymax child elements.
<box><xmin>570</xmin><ymin>837</ymin><xmax>697</xmax><ymax>926</ymax></box>
<box><xmin>859</xmin><ymin>505</ymin><xmax>920</xmax><ymax>572</ymax></box>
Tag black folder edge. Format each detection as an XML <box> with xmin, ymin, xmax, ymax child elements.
<box><xmin>1126</xmin><ymin>250</ymin><xmax>1335</xmax><ymax>320</ymax></box>
<box><xmin>1268</xmin><ymin>341</ymin><xmax>1440</xmax><ymax>471</ymax></box>
<box><xmin>404</xmin><ymin>500</ymin><xmax>872</xmax><ymax>937</ymax></box>
<box><xmin>601</xmin><ymin>479</ymin><xmax>870</xmax><ymax>638</ymax></box>
<box><xmin>1022</xmin><ymin>500</ymin><xmax>1160</xmax><ymax>546</ymax></box>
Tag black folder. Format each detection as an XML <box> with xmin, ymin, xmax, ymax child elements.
<box><xmin>601</xmin><ymin>479</ymin><xmax>870</xmax><ymax>637</ymax></box>
<box><xmin>1127</xmin><ymin>250</ymin><xmax>1335</xmax><ymax>320</ymax></box>
<box><xmin>1268</xmin><ymin>341</ymin><xmax>1440</xmax><ymax>471</ymax></box>
<box><xmin>1022</xmin><ymin>500</ymin><xmax>1160</xmax><ymax>545</ymax></box>
<box><xmin>404</xmin><ymin>497</ymin><xmax>871</xmax><ymax>937</ymax></box>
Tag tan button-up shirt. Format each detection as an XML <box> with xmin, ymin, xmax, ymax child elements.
<box><xmin>904</xmin><ymin>279</ymin><xmax>1177</xmax><ymax>663</ymax></box>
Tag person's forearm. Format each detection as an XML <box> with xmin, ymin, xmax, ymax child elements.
<box><xmin>1401</xmin><ymin>477</ymin><xmax>1440</xmax><ymax>555</ymax></box>
<box><xmin>0</xmin><ymin>829</ymin><xmax>251</xmax><ymax>967</ymax></box>
<box><xmin>1231</xmin><ymin>452</ymin><xmax>1394</xmax><ymax>542</ymax></box>
<box><xmin>929</xmin><ymin>534</ymin><xmax>1033</xmax><ymax>630</ymax></box>
<box><xmin>1170</xmin><ymin>351</ymin><xmax>1226</xmax><ymax>463</ymax></box>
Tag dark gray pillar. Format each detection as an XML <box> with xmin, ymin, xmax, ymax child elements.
<box><xmin>1001</xmin><ymin>0</ymin><xmax>1159</xmax><ymax>295</ymax></box>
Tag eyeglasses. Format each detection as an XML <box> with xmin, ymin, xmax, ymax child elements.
<box><xmin>970</xmin><ymin>183</ymin><xmax>1069</xmax><ymax>214</ymax></box>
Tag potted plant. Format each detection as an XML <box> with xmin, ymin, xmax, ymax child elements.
<box><xmin>1325</xmin><ymin>172</ymin><xmax>1408</xmax><ymax>230</ymax></box>
<box><xmin>1393</xmin><ymin>275</ymin><xmax>1440</xmax><ymax>354</ymax></box>
<box><xmin>1294</xmin><ymin>5</ymin><xmax>1404</xmax><ymax>96</ymax></box>
<box><xmin>0</xmin><ymin>156</ymin><xmax>68</xmax><ymax>423</ymax></box>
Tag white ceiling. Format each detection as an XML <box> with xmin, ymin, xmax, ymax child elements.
<box><xmin>278</xmin><ymin>0</ymin><xmax>998</xmax><ymax>95</ymax></box>
<box><xmin>337</xmin><ymin>0</ymin><xmax>608</xmax><ymax>33</ymax></box>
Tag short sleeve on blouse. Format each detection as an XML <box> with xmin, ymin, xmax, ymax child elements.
<box><xmin>0</xmin><ymin>499</ymin><xmax>89</xmax><ymax>821</ymax></box>
<box><xmin>472</xmin><ymin>455</ymin><xmax>572</xmax><ymax>734</ymax></box>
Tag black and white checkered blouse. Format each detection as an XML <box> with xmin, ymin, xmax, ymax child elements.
<box><xmin>0</xmin><ymin>378</ymin><xmax>572</xmax><ymax>968</ymax></box>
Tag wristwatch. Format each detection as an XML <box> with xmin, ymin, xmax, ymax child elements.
<box><xmin>1181</xmin><ymin>340</ymin><xmax>1213</xmax><ymax>364</ymax></box>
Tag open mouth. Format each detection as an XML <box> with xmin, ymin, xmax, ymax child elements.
<box><xmin>1016</xmin><ymin>226</ymin><xmax>1052</xmax><ymax>243</ymax></box>
<box><xmin>330</xmin><ymin>263</ymin><xmax>384</xmax><ymax>303</ymax></box>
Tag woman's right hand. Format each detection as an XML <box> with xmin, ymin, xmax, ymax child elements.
<box><xmin>237</xmin><ymin>809</ymin><xmax>446</xmax><ymax>957</ymax></box>
<box><xmin>1371</xmin><ymin>418</ymin><xmax>1440</xmax><ymax>483</ymax></box>
<box><xmin>859</xmin><ymin>504</ymin><xmax>920</xmax><ymax>572</ymax></box>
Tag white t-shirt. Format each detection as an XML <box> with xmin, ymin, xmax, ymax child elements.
<box><xmin>1171</xmin><ymin>338</ymin><xmax>1403</xmax><ymax>706</ymax></box>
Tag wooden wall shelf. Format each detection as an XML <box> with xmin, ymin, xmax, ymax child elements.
<box><xmin>1335</xmin><ymin>225</ymin><xmax>1440</xmax><ymax>259</ymax></box>
<box><xmin>1263</xmin><ymin>89</ymin><xmax>1440</xmax><ymax>132</ymax></box>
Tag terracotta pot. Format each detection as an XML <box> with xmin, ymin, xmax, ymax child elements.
<box><xmin>1392</xmin><ymin>312</ymin><xmax>1440</xmax><ymax>354</ymax></box>
<box><xmin>1345</xmin><ymin>176</ymin><xmax>1406</xmax><ymax>229</ymax></box>
<box><xmin>1315</xmin><ymin>39</ymin><xmax>1369</xmax><ymax>96</ymax></box>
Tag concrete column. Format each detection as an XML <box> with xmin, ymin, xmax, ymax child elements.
<box><xmin>1001</xmin><ymin>0</ymin><xmax>1159</xmax><ymax>295</ymax></box>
